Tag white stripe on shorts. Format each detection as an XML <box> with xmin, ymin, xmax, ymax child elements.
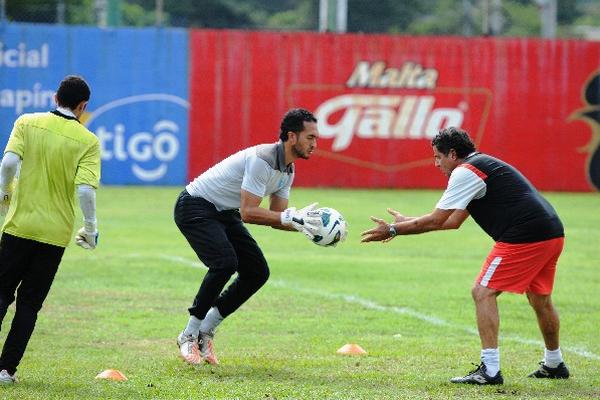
<box><xmin>480</xmin><ymin>256</ymin><xmax>502</xmax><ymax>287</ymax></box>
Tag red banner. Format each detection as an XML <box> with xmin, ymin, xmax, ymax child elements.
<box><xmin>189</xmin><ymin>30</ymin><xmax>600</xmax><ymax>191</ymax></box>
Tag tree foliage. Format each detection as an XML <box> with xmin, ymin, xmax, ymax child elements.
<box><xmin>346</xmin><ymin>0</ymin><xmax>426</xmax><ymax>33</ymax></box>
<box><xmin>2</xmin><ymin>0</ymin><xmax>599</xmax><ymax>38</ymax></box>
<box><xmin>6</xmin><ymin>0</ymin><xmax>60</xmax><ymax>23</ymax></box>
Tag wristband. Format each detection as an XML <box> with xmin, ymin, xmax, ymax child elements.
<box><xmin>84</xmin><ymin>220</ymin><xmax>97</xmax><ymax>234</ymax></box>
<box><xmin>388</xmin><ymin>224</ymin><xmax>397</xmax><ymax>238</ymax></box>
<box><xmin>280</xmin><ymin>208</ymin><xmax>294</xmax><ymax>226</ymax></box>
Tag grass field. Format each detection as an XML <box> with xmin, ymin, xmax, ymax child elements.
<box><xmin>0</xmin><ymin>187</ymin><xmax>598</xmax><ymax>399</ymax></box>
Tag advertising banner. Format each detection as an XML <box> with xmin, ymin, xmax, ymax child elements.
<box><xmin>189</xmin><ymin>30</ymin><xmax>600</xmax><ymax>191</ymax></box>
<box><xmin>0</xmin><ymin>23</ymin><xmax>189</xmax><ymax>185</ymax></box>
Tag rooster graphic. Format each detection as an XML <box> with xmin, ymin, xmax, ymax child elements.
<box><xmin>569</xmin><ymin>71</ymin><xmax>600</xmax><ymax>191</ymax></box>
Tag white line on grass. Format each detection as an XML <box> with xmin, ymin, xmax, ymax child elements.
<box><xmin>158</xmin><ymin>254</ymin><xmax>600</xmax><ymax>361</ymax></box>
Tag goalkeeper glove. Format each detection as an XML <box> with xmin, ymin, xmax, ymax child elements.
<box><xmin>75</xmin><ymin>225</ymin><xmax>98</xmax><ymax>250</ymax></box>
<box><xmin>0</xmin><ymin>187</ymin><xmax>12</xmax><ymax>216</ymax></box>
<box><xmin>280</xmin><ymin>202</ymin><xmax>322</xmax><ymax>239</ymax></box>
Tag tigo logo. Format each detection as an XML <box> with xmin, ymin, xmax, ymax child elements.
<box><xmin>85</xmin><ymin>94</ymin><xmax>189</xmax><ymax>184</ymax></box>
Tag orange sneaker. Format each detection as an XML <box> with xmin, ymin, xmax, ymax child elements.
<box><xmin>177</xmin><ymin>332</ymin><xmax>202</xmax><ymax>365</ymax></box>
<box><xmin>199</xmin><ymin>332</ymin><xmax>219</xmax><ymax>365</ymax></box>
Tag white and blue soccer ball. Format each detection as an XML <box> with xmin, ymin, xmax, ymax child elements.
<box><xmin>312</xmin><ymin>207</ymin><xmax>347</xmax><ymax>247</ymax></box>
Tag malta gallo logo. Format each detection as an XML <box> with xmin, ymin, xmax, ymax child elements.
<box><xmin>287</xmin><ymin>61</ymin><xmax>492</xmax><ymax>171</ymax></box>
<box><xmin>84</xmin><ymin>94</ymin><xmax>189</xmax><ymax>183</ymax></box>
<box><xmin>569</xmin><ymin>71</ymin><xmax>600</xmax><ymax>191</ymax></box>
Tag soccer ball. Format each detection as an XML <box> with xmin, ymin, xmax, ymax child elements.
<box><xmin>311</xmin><ymin>207</ymin><xmax>347</xmax><ymax>247</ymax></box>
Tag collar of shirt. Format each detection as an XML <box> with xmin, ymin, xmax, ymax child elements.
<box><xmin>276</xmin><ymin>141</ymin><xmax>294</xmax><ymax>174</ymax></box>
<box><xmin>464</xmin><ymin>151</ymin><xmax>480</xmax><ymax>160</ymax></box>
<box><xmin>55</xmin><ymin>106</ymin><xmax>77</xmax><ymax>118</ymax></box>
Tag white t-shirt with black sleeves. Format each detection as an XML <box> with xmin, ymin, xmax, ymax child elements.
<box><xmin>186</xmin><ymin>142</ymin><xmax>293</xmax><ymax>211</ymax></box>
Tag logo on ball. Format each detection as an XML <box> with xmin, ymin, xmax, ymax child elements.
<box><xmin>312</xmin><ymin>207</ymin><xmax>347</xmax><ymax>247</ymax></box>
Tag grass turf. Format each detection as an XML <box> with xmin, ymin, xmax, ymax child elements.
<box><xmin>0</xmin><ymin>187</ymin><xmax>598</xmax><ymax>399</ymax></box>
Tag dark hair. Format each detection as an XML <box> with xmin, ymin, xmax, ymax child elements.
<box><xmin>279</xmin><ymin>108</ymin><xmax>317</xmax><ymax>141</ymax></box>
<box><xmin>56</xmin><ymin>75</ymin><xmax>91</xmax><ymax>109</ymax></box>
<box><xmin>431</xmin><ymin>127</ymin><xmax>476</xmax><ymax>158</ymax></box>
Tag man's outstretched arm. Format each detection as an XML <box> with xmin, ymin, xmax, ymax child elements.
<box><xmin>361</xmin><ymin>208</ymin><xmax>469</xmax><ymax>242</ymax></box>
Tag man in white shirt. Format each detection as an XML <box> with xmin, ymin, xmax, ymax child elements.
<box><xmin>174</xmin><ymin>108</ymin><xmax>322</xmax><ymax>365</ymax></box>
<box><xmin>362</xmin><ymin>127</ymin><xmax>567</xmax><ymax>385</ymax></box>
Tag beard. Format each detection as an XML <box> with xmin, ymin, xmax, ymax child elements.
<box><xmin>292</xmin><ymin>143</ymin><xmax>310</xmax><ymax>159</ymax></box>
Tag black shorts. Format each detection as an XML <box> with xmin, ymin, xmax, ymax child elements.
<box><xmin>173</xmin><ymin>190</ymin><xmax>266</xmax><ymax>271</ymax></box>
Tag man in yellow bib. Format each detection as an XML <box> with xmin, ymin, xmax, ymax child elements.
<box><xmin>0</xmin><ymin>75</ymin><xmax>101</xmax><ymax>384</ymax></box>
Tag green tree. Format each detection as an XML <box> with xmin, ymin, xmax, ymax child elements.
<box><xmin>557</xmin><ymin>0</ymin><xmax>581</xmax><ymax>24</ymax></box>
<box><xmin>65</xmin><ymin>0</ymin><xmax>95</xmax><ymax>25</ymax></box>
<box><xmin>406</xmin><ymin>0</ymin><xmax>480</xmax><ymax>36</ymax></box>
<box><xmin>347</xmin><ymin>0</ymin><xmax>426</xmax><ymax>33</ymax></box>
<box><xmin>121</xmin><ymin>1</ymin><xmax>156</xmax><ymax>26</ymax></box>
<box><xmin>2</xmin><ymin>0</ymin><xmax>599</xmax><ymax>37</ymax></box>
<box><xmin>225</xmin><ymin>0</ymin><xmax>317</xmax><ymax>31</ymax></box>
<box><xmin>164</xmin><ymin>0</ymin><xmax>252</xmax><ymax>28</ymax></box>
<box><xmin>6</xmin><ymin>0</ymin><xmax>60</xmax><ymax>23</ymax></box>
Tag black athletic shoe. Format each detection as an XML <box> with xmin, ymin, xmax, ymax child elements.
<box><xmin>450</xmin><ymin>363</ymin><xmax>504</xmax><ymax>385</ymax></box>
<box><xmin>528</xmin><ymin>361</ymin><xmax>570</xmax><ymax>379</ymax></box>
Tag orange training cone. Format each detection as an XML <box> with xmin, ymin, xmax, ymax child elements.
<box><xmin>95</xmin><ymin>369</ymin><xmax>128</xmax><ymax>381</ymax></box>
<box><xmin>336</xmin><ymin>343</ymin><xmax>367</xmax><ymax>355</ymax></box>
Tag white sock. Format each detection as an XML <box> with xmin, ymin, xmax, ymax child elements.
<box><xmin>183</xmin><ymin>315</ymin><xmax>202</xmax><ymax>337</ymax></box>
<box><xmin>544</xmin><ymin>347</ymin><xmax>563</xmax><ymax>368</ymax></box>
<box><xmin>199</xmin><ymin>307</ymin><xmax>224</xmax><ymax>336</ymax></box>
<box><xmin>481</xmin><ymin>348</ymin><xmax>500</xmax><ymax>376</ymax></box>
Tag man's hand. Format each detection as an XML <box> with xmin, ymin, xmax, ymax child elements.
<box><xmin>361</xmin><ymin>216</ymin><xmax>395</xmax><ymax>243</ymax></box>
<box><xmin>361</xmin><ymin>208</ymin><xmax>412</xmax><ymax>243</ymax></box>
<box><xmin>0</xmin><ymin>188</ymin><xmax>12</xmax><ymax>216</ymax></box>
<box><xmin>75</xmin><ymin>227</ymin><xmax>98</xmax><ymax>250</ymax></box>
<box><xmin>387</xmin><ymin>208</ymin><xmax>411</xmax><ymax>223</ymax></box>
<box><xmin>281</xmin><ymin>202</ymin><xmax>322</xmax><ymax>239</ymax></box>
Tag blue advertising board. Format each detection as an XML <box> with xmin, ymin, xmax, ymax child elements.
<box><xmin>0</xmin><ymin>22</ymin><xmax>189</xmax><ymax>185</ymax></box>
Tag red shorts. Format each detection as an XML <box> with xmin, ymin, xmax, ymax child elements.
<box><xmin>475</xmin><ymin>237</ymin><xmax>564</xmax><ymax>295</ymax></box>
